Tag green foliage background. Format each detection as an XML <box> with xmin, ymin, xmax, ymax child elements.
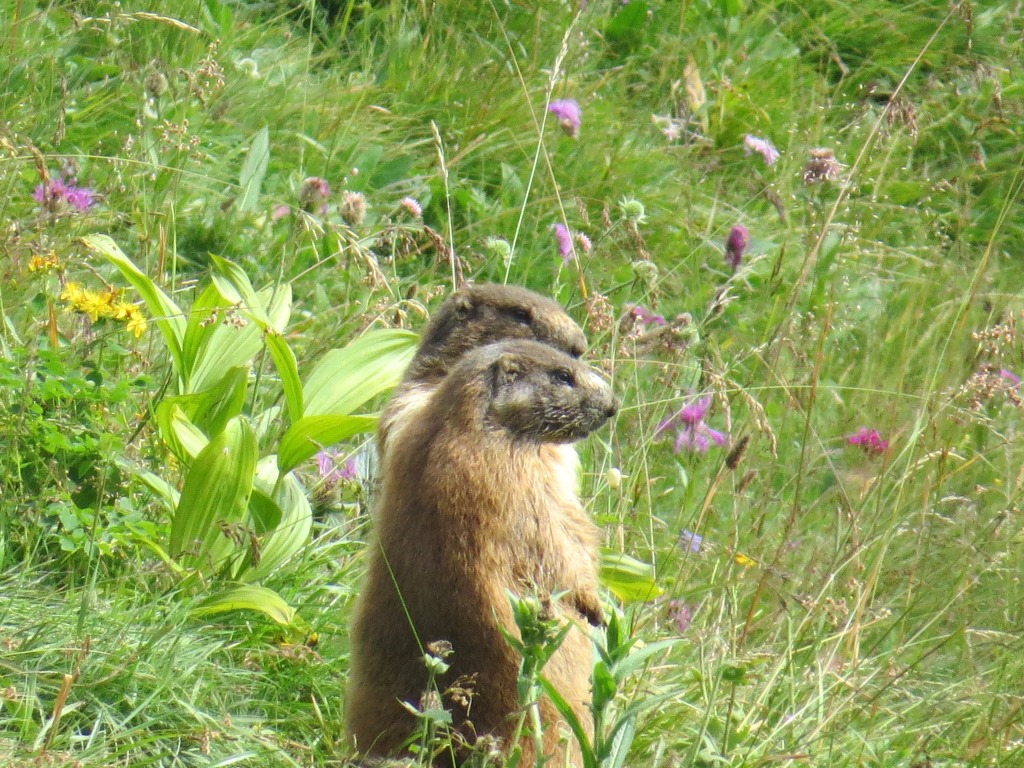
<box><xmin>1</xmin><ymin>0</ymin><xmax>1022</xmax><ymax>766</ymax></box>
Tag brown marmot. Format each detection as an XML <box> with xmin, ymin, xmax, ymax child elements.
<box><xmin>346</xmin><ymin>340</ymin><xmax>618</xmax><ymax>766</ymax></box>
<box><xmin>377</xmin><ymin>284</ymin><xmax>587</xmax><ymax>470</ymax></box>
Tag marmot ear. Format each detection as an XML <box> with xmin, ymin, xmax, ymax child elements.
<box><xmin>491</xmin><ymin>352</ymin><xmax>524</xmax><ymax>392</ymax></box>
<box><xmin>452</xmin><ymin>291</ymin><xmax>474</xmax><ymax>318</ymax></box>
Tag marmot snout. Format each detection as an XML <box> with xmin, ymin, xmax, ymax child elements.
<box><xmin>484</xmin><ymin>342</ymin><xmax>618</xmax><ymax>442</ymax></box>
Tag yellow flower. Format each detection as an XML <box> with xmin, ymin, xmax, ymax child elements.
<box><xmin>111</xmin><ymin>300</ymin><xmax>133</xmax><ymax>320</ymax></box>
<box><xmin>78</xmin><ymin>289</ymin><xmax>115</xmax><ymax>322</ymax></box>
<box><xmin>124</xmin><ymin>305</ymin><xmax>148</xmax><ymax>338</ymax></box>
<box><xmin>734</xmin><ymin>552</ymin><xmax>758</xmax><ymax>568</ymax></box>
<box><xmin>29</xmin><ymin>251</ymin><xmax>60</xmax><ymax>273</ymax></box>
<box><xmin>60</xmin><ymin>281</ymin><xmax>86</xmax><ymax>306</ymax></box>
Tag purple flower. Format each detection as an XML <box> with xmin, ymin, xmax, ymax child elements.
<box><xmin>630</xmin><ymin>304</ymin><xmax>666</xmax><ymax>326</ymax></box>
<box><xmin>298</xmin><ymin>176</ymin><xmax>331</xmax><ymax>214</ymax></box>
<box><xmin>679</xmin><ymin>529</ymin><xmax>703</xmax><ymax>554</ymax></box>
<box><xmin>549</xmin><ymin>99</ymin><xmax>582</xmax><ymax>138</ymax></box>
<box><xmin>34</xmin><ymin>173</ymin><xmax>95</xmax><ymax>212</ymax></box>
<box><xmin>666</xmin><ymin>599</ymin><xmax>693</xmax><ymax>634</ymax></box>
<box><xmin>743</xmin><ymin>134</ymin><xmax>780</xmax><ymax>166</ymax></box>
<box><xmin>846</xmin><ymin>428</ymin><xmax>888</xmax><ymax>455</ymax></box>
<box><xmin>316</xmin><ymin>450</ymin><xmax>358</xmax><ymax>485</ymax></box>
<box><xmin>725</xmin><ymin>224</ymin><xmax>749</xmax><ymax>270</ymax></box>
<box><xmin>999</xmin><ymin>369</ymin><xmax>1021</xmax><ymax>387</ymax></box>
<box><xmin>552</xmin><ymin>222</ymin><xmax>574</xmax><ymax>265</ymax></box>
<box><xmin>656</xmin><ymin>394</ymin><xmax>728</xmax><ymax>454</ymax></box>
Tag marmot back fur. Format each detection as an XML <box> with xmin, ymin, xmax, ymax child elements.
<box><xmin>346</xmin><ymin>340</ymin><xmax>617</xmax><ymax>766</ymax></box>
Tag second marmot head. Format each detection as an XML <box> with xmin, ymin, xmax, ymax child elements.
<box><xmin>411</xmin><ymin>284</ymin><xmax>587</xmax><ymax>382</ymax></box>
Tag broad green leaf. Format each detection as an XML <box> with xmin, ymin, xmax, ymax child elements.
<box><xmin>277</xmin><ymin>414</ymin><xmax>378</xmax><ymax>474</ymax></box>
<box><xmin>303</xmin><ymin>329</ymin><xmax>418</xmax><ymax>417</ymax></box>
<box><xmin>248</xmin><ymin>487</ymin><xmax>283</xmax><ymax>535</ymax></box>
<box><xmin>182</xmin><ymin>283</ymin><xmax>261</xmax><ymax>393</ymax></box>
<box><xmin>83</xmin><ymin>234</ymin><xmax>186</xmax><ymax>375</ymax></box>
<box><xmin>209</xmin><ymin>254</ymin><xmax>270</xmax><ymax>325</ymax></box>
<box><xmin>236</xmin><ymin>126</ymin><xmax>270</xmax><ymax>213</ymax></box>
<box><xmin>155</xmin><ymin>402</ymin><xmax>210</xmax><ymax>462</ymax></box>
<box><xmin>182</xmin><ymin>282</ymin><xmax>231</xmax><ymax>385</ymax></box>
<box><xmin>166</xmin><ymin>365</ymin><xmax>250</xmax><ymax>438</ymax></box>
<box><xmin>599</xmin><ymin>550</ymin><xmax>663</xmax><ymax>603</ymax></box>
<box><xmin>265</xmin><ymin>282</ymin><xmax>292</xmax><ymax>334</ymax></box>
<box><xmin>191</xmin><ymin>584</ymin><xmax>296</xmax><ymax>626</ymax></box>
<box><xmin>119</xmin><ymin>459</ymin><xmax>180</xmax><ymax>511</ymax></box>
<box><xmin>170</xmin><ymin>416</ymin><xmax>258</xmax><ymax>576</ymax></box>
<box><xmin>266</xmin><ymin>331</ymin><xmax>302</xmax><ymax>424</ymax></box>
<box><xmin>244</xmin><ymin>457</ymin><xmax>313</xmax><ymax>582</ymax></box>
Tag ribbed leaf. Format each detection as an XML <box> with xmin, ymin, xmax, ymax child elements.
<box><xmin>170</xmin><ymin>417</ymin><xmax>258</xmax><ymax>576</ymax></box>
<box><xmin>183</xmin><ymin>283</ymin><xmax>263</xmax><ymax>394</ymax></box>
<box><xmin>191</xmin><ymin>584</ymin><xmax>296</xmax><ymax>626</ymax></box>
<box><xmin>209</xmin><ymin>254</ymin><xmax>271</xmax><ymax>326</ymax></box>
<box><xmin>303</xmin><ymin>329</ymin><xmax>418</xmax><ymax>417</ymax></box>
<box><xmin>82</xmin><ymin>234</ymin><xmax>186</xmax><ymax>376</ymax></box>
<box><xmin>599</xmin><ymin>550</ymin><xmax>663</xmax><ymax>602</ymax></box>
<box><xmin>161</xmin><ymin>366</ymin><xmax>250</xmax><ymax>440</ymax></box>
<box><xmin>156</xmin><ymin>402</ymin><xmax>210</xmax><ymax>462</ymax></box>
<box><xmin>243</xmin><ymin>457</ymin><xmax>313</xmax><ymax>582</ymax></box>
<box><xmin>266</xmin><ymin>330</ymin><xmax>303</xmax><ymax>424</ymax></box>
<box><xmin>277</xmin><ymin>414</ymin><xmax>378</xmax><ymax>475</ymax></box>
<box><xmin>236</xmin><ymin>126</ymin><xmax>270</xmax><ymax>213</ymax></box>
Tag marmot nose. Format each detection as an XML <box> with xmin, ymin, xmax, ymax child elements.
<box><xmin>605</xmin><ymin>397</ymin><xmax>620</xmax><ymax>419</ymax></box>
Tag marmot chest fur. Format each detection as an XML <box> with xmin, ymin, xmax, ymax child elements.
<box><xmin>377</xmin><ymin>284</ymin><xmax>587</xmax><ymax>469</ymax></box>
<box><xmin>347</xmin><ymin>340</ymin><xmax>617</xmax><ymax>766</ymax></box>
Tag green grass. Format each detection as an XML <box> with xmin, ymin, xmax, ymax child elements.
<box><xmin>1</xmin><ymin>0</ymin><xmax>1023</xmax><ymax>765</ymax></box>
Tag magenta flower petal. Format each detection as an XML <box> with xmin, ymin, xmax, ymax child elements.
<box><xmin>549</xmin><ymin>99</ymin><xmax>582</xmax><ymax>138</ymax></box>
<box><xmin>847</xmin><ymin>427</ymin><xmax>888</xmax><ymax>455</ymax></box>
<box><xmin>725</xmin><ymin>224</ymin><xmax>749</xmax><ymax>270</ymax></box>
<box><xmin>999</xmin><ymin>369</ymin><xmax>1021</xmax><ymax>387</ymax></box>
<box><xmin>552</xmin><ymin>222</ymin><xmax>574</xmax><ymax>265</ymax></box>
<box><xmin>743</xmin><ymin>134</ymin><xmax>780</xmax><ymax>166</ymax></box>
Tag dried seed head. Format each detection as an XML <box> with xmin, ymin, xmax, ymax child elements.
<box><xmin>339</xmin><ymin>190</ymin><xmax>367</xmax><ymax>227</ymax></box>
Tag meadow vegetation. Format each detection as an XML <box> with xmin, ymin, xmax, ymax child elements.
<box><xmin>1</xmin><ymin>0</ymin><xmax>1023</xmax><ymax>765</ymax></box>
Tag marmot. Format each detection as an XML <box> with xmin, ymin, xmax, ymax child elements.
<box><xmin>377</xmin><ymin>284</ymin><xmax>587</xmax><ymax>469</ymax></box>
<box><xmin>346</xmin><ymin>340</ymin><xmax>618</xmax><ymax>766</ymax></box>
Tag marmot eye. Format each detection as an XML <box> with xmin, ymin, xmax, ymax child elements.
<box><xmin>508</xmin><ymin>306</ymin><xmax>533</xmax><ymax>325</ymax></box>
<box><xmin>552</xmin><ymin>368</ymin><xmax>575</xmax><ymax>387</ymax></box>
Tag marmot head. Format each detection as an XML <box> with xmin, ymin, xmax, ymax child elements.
<box><xmin>413</xmin><ymin>285</ymin><xmax>587</xmax><ymax>380</ymax></box>
<box><xmin>449</xmin><ymin>340</ymin><xmax>617</xmax><ymax>444</ymax></box>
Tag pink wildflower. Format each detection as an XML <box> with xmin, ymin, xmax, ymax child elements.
<box><xmin>271</xmin><ymin>204</ymin><xmax>291</xmax><ymax>221</ymax></box>
<box><xmin>316</xmin><ymin>450</ymin><xmax>358</xmax><ymax>485</ymax></box>
<box><xmin>656</xmin><ymin>394</ymin><xmax>728</xmax><ymax>454</ymax></box>
<box><xmin>549</xmin><ymin>99</ymin><xmax>582</xmax><ymax>138</ymax></box>
<box><xmin>298</xmin><ymin>176</ymin><xmax>331</xmax><ymax>213</ymax></box>
<box><xmin>743</xmin><ymin>134</ymin><xmax>780</xmax><ymax>166</ymax></box>
<box><xmin>552</xmin><ymin>222</ymin><xmax>574</xmax><ymax>265</ymax></box>
<box><xmin>999</xmin><ymin>369</ymin><xmax>1021</xmax><ymax>387</ymax></box>
<box><xmin>666</xmin><ymin>599</ymin><xmax>693</xmax><ymax>634</ymax></box>
<box><xmin>725</xmin><ymin>224</ymin><xmax>749</xmax><ymax>270</ymax></box>
<box><xmin>399</xmin><ymin>196</ymin><xmax>423</xmax><ymax>218</ymax></box>
<box><xmin>34</xmin><ymin>173</ymin><xmax>95</xmax><ymax>212</ymax></box>
<box><xmin>630</xmin><ymin>304</ymin><xmax>666</xmax><ymax>327</ymax></box>
<box><xmin>846</xmin><ymin>428</ymin><xmax>888</xmax><ymax>454</ymax></box>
